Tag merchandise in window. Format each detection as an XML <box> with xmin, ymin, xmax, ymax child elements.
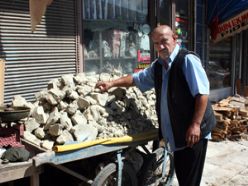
<box><xmin>207</xmin><ymin>38</ymin><xmax>232</xmax><ymax>89</ymax></box>
<box><xmin>175</xmin><ymin>0</ymin><xmax>190</xmax><ymax>49</ymax></box>
<box><xmin>82</xmin><ymin>0</ymin><xmax>150</xmax><ymax>74</ymax></box>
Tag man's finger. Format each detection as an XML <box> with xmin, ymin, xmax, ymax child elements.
<box><xmin>186</xmin><ymin>135</ymin><xmax>198</xmax><ymax>147</ymax></box>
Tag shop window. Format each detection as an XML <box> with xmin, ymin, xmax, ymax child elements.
<box><xmin>175</xmin><ymin>0</ymin><xmax>191</xmax><ymax>49</ymax></box>
<box><xmin>82</xmin><ymin>0</ymin><xmax>150</xmax><ymax>74</ymax></box>
<box><xmin>207</xmin><ymin>38</ymin><xmax>232</xmax><ymax>89</ymax></box>
<box><xmin>157</xmin><ymin>0</ymin><xmax>171</xmax><ymax>26</ymax></box>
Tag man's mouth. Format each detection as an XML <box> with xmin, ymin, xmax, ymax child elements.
<box><xmin>159</xmin><ymin>49</ymin><xmax>168</xmax><ymax>55</ymax></box>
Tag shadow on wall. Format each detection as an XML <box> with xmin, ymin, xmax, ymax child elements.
<box><xmin>0</xmin><ymin>25</ymin><xmax>6</xmax><ymax>60</ymax></box>
<box><xmin>45</xmin><ymin>0</ymin><xmax>76</xmax><ymax>37</ymax></box>
<box><xmin>0</xmin><ymin>37</ymin><xmax>6</xmax><ymax>60</ymax></box>
<box><xmin>0</xmin><ymin>0</ymin><xmax>76</xmax><ymax>52</ymax></box>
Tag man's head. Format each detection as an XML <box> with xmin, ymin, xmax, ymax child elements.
<box><xmin>151</xmin><ymin>25</ymin><xmax>177</xmax><ymax>60</ymax></box>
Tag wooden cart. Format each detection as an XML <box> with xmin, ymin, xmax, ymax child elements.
<box><xmin>1</xmin><ymin>129</ymin><xmax>174</xmax><ymax>186</ymax></box>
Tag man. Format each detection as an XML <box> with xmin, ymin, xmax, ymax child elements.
<box><xmin>96</xmin><ymin>25</ymin><xmax>216</xmax><ymax>186</ymax></box>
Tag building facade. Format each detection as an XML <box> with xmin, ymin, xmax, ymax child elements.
<box><xmin>0</xmin><ymin>0</ymin><xmax>247</xmax><ymax>103</ymax></box>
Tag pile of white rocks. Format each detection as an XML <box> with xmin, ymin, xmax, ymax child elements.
<box><xmin>12</xmin><ymin>72</ymin><xmax>158</xmax><ymax>150</ymax></box>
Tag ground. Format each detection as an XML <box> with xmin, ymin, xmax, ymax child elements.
<box><xmin>171</xmin><ymin>140</ymin><xmax>248</xmax><ymax>186</ymax></box>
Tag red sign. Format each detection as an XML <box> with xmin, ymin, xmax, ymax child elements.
<box><xmin>134</xmin><ymin>50</ymin><xmax>151</xmax><ymax>72</ymax></box>
<box><xmin>210</xmin><ymin>9</ymin><xmax>248</xmax><ymax>42</ymax></box>
<box><xmin>137</xmin><ymin>50</ymin><xmax>150</xmax><ymax>63</ymax></box>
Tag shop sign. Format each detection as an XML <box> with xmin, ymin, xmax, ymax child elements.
<box><xmin>134</xmin><ymin>50</ymin><xmax>150</xmax><ymax>72</ymax></box>
<box><xmin>212</xmin><ymin>9</ymin><xmax>248</xmax><ymax>42</ymax></box>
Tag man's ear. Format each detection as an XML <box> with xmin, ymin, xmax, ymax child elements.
<box><xmin>173</xmin><ymin>33</ymin><xmax>178</xmax><ymax>40</ymax></box>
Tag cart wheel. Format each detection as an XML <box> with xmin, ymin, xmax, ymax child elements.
<box><xmin>92</xmin><ymin>162</ymin><xmax>138</xmax><ymax>186</ymax></box>
<box><xmin>138</xmin><ymin>147</ymin><xmax>174</xmax><ymax>186</ymax></box>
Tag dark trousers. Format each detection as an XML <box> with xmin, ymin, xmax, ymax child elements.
<box><xmin>174</xmin><ymin>139</ymin><xmax>208</xmax><ymax>186</ymax></box>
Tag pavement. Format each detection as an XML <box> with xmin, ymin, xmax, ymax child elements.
<box><xmin>171</xmin><ymin>140</ymin><xmax>248</xmax><ymax>186</ymax></box>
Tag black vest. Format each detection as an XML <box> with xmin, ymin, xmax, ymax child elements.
<box><xmin>154</xmin><ymin>49</ymin><xmax>216</xmax><ymax>148</ymax></box>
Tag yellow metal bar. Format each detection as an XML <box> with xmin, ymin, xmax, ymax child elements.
<box><xmin>53</xmin><ymin>130</ymin><xmax>158</xmax><ymax>152</ymax></box>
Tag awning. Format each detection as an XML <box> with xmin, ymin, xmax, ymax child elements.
<box><xmin>207</xmin><ymin>0</ymin><xmax>248</xmax><ymax>42</ymax></box>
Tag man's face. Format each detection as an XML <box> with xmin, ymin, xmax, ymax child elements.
<box><xmin>152</xmin><ymin>28</ymin><xmax>177</xmax><ymax>60</ymax></box>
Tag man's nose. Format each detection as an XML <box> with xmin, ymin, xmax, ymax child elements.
<box><xmin>158</xmin><ymin>44</ymin><xmax>165</xmax><ymax>50</ymax></box>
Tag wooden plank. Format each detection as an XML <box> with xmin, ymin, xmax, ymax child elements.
<box><xmin>218</xmin><ymin>98</ymin><xmax>230</xmax><ymax>107</ymax></box>
<box><xmin>21</xmin><ymin>138</ymin><xmax>46</xmax><ymax>154</ymax></box>
<box><xmin>0</xmin><ymin>159</ymin><xmax>42</xmax><ymax>184</ymax></box>
<box><xmin>0</xmin><ymin>160</ymin><xmax>32</xmax><ymax>183</ymax></box>
<box><xmin>230</xmin><ymin>96</ymin><xmax>247</xmax><ymax>103</ymax></box>
<box><xmin>212</xmin><ymin>106</ymin><xmax>233</xmax><ymax>112</ymax></box>
<box><xmin>239</xmin><ymin>109</ymin><xmax>248</xmax><ymax>117</ymax></box>
<box><xmin>214</xmin><ymin>111</ymin><xmax>223</xmax><ymax>121</ymax></box>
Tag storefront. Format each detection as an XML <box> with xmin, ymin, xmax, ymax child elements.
<box><xmin>81</xmin><ymin>0</ymin><xmax>196</xmax><ymax>74</ymax></box>
<box><xmin>1</xmin><ymin>0</ymin><xmax>207</xmax><ymax>102</ymax></box>
<box><xmin>207</xmin><ymin>0</ymin><xmax>248</xmax><ymax>101</ymax></box>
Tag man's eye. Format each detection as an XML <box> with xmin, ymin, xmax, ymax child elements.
<box><xmin>161</xmin><ymin>40</ymin><xmax>168</xmax><ymax>44</ymax></box>
<box><xmin>154</xmin><ymin>40</ymin><xmax>167</xmax><ymax>46</ymax></box>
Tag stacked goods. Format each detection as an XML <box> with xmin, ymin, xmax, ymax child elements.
<box><xmin>212</xmin><ymin>96</ymin><xmax>248</xmax><ymax>141</ymax></box>
<box><xmin>10</xmin><ymin>72</ymin><xmax>158</xmax><ymax>150</ymax></box>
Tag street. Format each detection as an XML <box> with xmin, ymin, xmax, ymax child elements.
<box><xmin>171</xmin><ymin>139</ymin><xmax>248</xmax><ymax>186</ymax></box>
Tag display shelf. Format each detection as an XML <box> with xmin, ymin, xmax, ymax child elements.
<box><xmin>84</xmin><ymin>58</ymin><xmax>100</xmax><ymax>61</ymax></box>
<box><xmin>84</xmin><ymin>19</ymin><xmax>134</xmax><ymax>32</ymax></box>
<box><xmin>175</xmin><ymin>15</ymin><xmax>188</xmax><ymax>20</ymax></box>
<box><xmin>83</xmin><ymin>0</ymin><xmax>151</xmax><ymax>74</ymax></box>
<box><xmin>85</xmin><ymin>57</ymin><xmax>136</xmax><ymax>62</ymax></box>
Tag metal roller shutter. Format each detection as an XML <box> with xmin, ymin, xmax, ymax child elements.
<box><xmin>0</xmin><ymin>0</ymin><xmax>77</xmax><ymax>103</ymax></box>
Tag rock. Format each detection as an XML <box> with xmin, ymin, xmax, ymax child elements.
<box><xmin>74</xmin><ymin>73</ymin><xmax>87</xmax><ymax>85</ymax></box>
<box><xmin>66</xmin><ymin>89</ymin><xmax>79</xmax><ymax>100</ymax></box>
<box><xmin>48</xmin><ymin>124</ymin><xmax>62</xmax><ymax>137</ymax></box>
<box><xmin>56</xmin><ymin>130</ymin><xmax>74</xmax><ymax>145</ymax></box>
<box><xmin>12</xmin><ymin>95</ymin><xmax>28</xmax><ymax>107</ymax></box>
<box><xmin>76</xmin><ymin>84</ymin><xmax>92</xmax><ymax>96</ymax></box>
<box><xmin>48</xmin><ymin>88</ymin><xmax>66</xmax><ymax>102</ymax></box>
<box><xmin>41</xmin><ymin>140</ymin><xmax>54</xmax><ymax>150</ymax></box>
<box><xmin>66</xmin><ymin>101</ymin><xmax>78</xmax><ymax>115</ymax></box>
<box><xmin>46</xmin><ymin>107</ymin><xmax>60</xmax><ymax>126</ymax></box>
<box><xmin>77</xmin><ymin>97</ymin><xmax>90</xmax><ymax>110</ymax></box>
<box><xmin>47</xmin><ymin>78</ymin><xmax>62</xmax><ymax>90</ymax></box>
<box><xmin>19</xmin><ymin>72</ymin><xmax>158</xmax><ymax>150</ymax></box>
<box><xmin>71</xmin><ymin>110</ymin><xmax>87</xmax><ymax>125</ymax></box>
<box><xmin>90</xmin><ymin>92</ymin><xmax>108</xmax><ymax>106</ymax></box>
<box><xmin>71</xmin><ymin>124</ymin><xmax>98</xmax><ymax>142</ymax></box>
<box><xmin>24</xmin><ymin>118</ymin><xmax>40</xmax><ymax>132</ymax></box>
<box><xmin>34</xmin><ymin>127</ymin><xmax>45</xmax><ymax>139</ymax></box>
<box><xmin>23</xmin><ymin>131</ymin><xmax>41</xmax><ymax>146</ymax></box>
<box><xmin>61</xmin><ymin>74</ymin><xmax>75</xmax><ymax>88</ymax></box>
<box><xmin>32</xmin><ymin>106</ymin><xmax>48</xmax><ymax>124</ymax></box>
<box><xmin>46</xmin><ymin>93</ymin><xmax>58</xmax><ymax>106</ymax></box>
<box><xmin>60</xmin><ymin>111</ymin><xmax>73</xmax><ymax>130</ymax></box>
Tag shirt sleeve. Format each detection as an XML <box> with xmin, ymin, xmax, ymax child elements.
<box><xmin>132</xmin><ymin>61</ymin><xmax>156</xmax><ymax>92</ymax></box>
<box><xmin>183</xmin><ymin>54</ymin><xmax>210</xmax><ymax>96</ymax></box>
